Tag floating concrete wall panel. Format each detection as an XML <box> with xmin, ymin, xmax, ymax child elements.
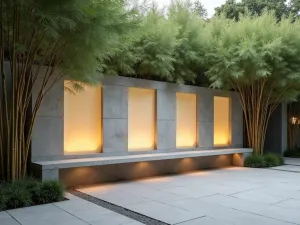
<box><xmin>156</xmin><ymin>90</ymin><xmax>176</xmax><ymax>150</ymax></box>
<box><xmin>198</xmin><ymin>90</ymin><xmax>214</xmax><ymax>122</ymax></box>
<box><xmin>31</xmin><ymin>79</ymin><xmax>64</xmax><ymax>161</ymax></box>
<box><xmin>157</xmin><ymin>90</ymin><xmax>176</xmax><ymax>120</ymax></box>
<box><xmin>231</xmin><ymin>94</ymin><xmax>243</xmax><ymax>147</ymax></box>
<box><xmin>32</xmin><ymin>78</ymin><xmax>64</xmax><ymax>118</ymax></box>
<box><xmin>103</xmin><ymin>119</ymin><xmax>128</xmax><ymax>153</ymax></box>
<box><xmin>32</xmin><ymin>117</ymin><xmax>63</xmax><ymax>160</ymax></box>
<box><xmin>102</xmin><ymin>85</ymin><xmax>128</xmax><ymax>153</ymax></box>
<box><xmin>31</xmin><ymin>76</ymin><xmax>244</xmax><ymax>161</ymax></box>
<box><xmin>198</xmin><ymin>122</ymin><xmax>214</xmax><ymax>148</ymax></box>
<box><xmin>157</xmin><ymin>121</ymin><xmax>176</xmax><ymax>150</ymax></box>
<box><xmin>102</xmin><ymin>85</ymin><xmax>128</xmax><ymax>119</ymax></box>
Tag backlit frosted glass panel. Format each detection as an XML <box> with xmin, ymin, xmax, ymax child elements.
<box><xmin>128</xmin><ymin>88</ymin><xmax>156</xmax><ymax>151</ymax></box>
<box><xmin>64</xmin><ymin>82</ymin><xmax>102</xmax><ymax>154</ymax></box>
<box><xmin>214</xmin><ymin>96</ymin><xmax>231</xmax><ymax>146</ymax></box>
<box><xmin>176</xmin><ymin>93</ymin><xmax>197</xmax><ymax>148</ymax></box>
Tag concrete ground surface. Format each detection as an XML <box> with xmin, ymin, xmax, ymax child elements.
<box><xmin>1</xmin><ymin>158</ymin><xmax>300</xmax><ymax>225</ymax></box>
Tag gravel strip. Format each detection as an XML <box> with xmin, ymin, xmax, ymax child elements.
<box><xmin>69</xmin><ymin>190</ymin><xmax>169</xmax><ymax>225</ymax></box>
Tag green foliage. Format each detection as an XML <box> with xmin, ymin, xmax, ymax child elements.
<box><xmin>245</xmin><ymin>154</ymin><xmax>266</xmax><ymax>168</ymax></box>
<box><xmin>264</xmin><ymin>154</ymin><xmax>281</xmax><ymax>167</ymax></box>
<box><xmin>215</xmin><ymin>0</ymin><xmax>295</xmax><ymax>21</ymax></box>
<box><xmin>274</xmin><ymin>154</ymin><xmax>285</xmax><ymax>164</ymax></box>
<box><xmin>4</xmin><ymin>183</ymin><xmax>32</xmax><ymax>209</ymax></box>
<box><xmin>36</xmin><ymin>181</ymin><xmax>64</xmax><ymax>204</ymax></box>
<box><xmin>245</xmin><ymin>154</ymin><xmax>284</xmax><ymax>168</ymax></box>
<box><xmin>201</xmin><ymin>12</ymin><xmax>300</xmax><ymax>154</ymax></box>
<box><xmin>284</xmin><ymin>148</ymin><xmax>300</xmax><ymax>157</ymax></box>
<box><xmin>202</xmin><ymin>12</ymin><xmax>300</xmax><ymax>95</ymax></box>
<box><xmin>0</xmin><ymin>179</ymin><xmax>64</xmax><ymax>210</ymax></box>
<box><xmin>0</xmin><ymin>184</ymin><xmax>7</xmax><ymax>211</ymax></box>
<box><xmin>105</xmin><ymin>1</ymin><xmax>208</xmax><ymax>85</ymax></box>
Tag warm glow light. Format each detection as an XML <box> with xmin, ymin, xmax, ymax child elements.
<box><xmin>64</xmin><ymin>81</ymin><xmax>102</xmax><ymax>154</ymax></box>
<box><xmin>176</xmin><ymin>93</ymin><xmax>197</xmax><ymax>148</ymax></box>
<box><xmin>128</xmin><ymin>88</ymin><xmax>156</xmax><ymax>151</ymax></box>
<box><xmin>291</xmin><ymin>117</ymin><xmax>300</xmax><ymax>124</ymax></box>
<box><xmin>214</xmin><ymin>96</ymin><xmax>231</xmax><ymax>146</ymax></box>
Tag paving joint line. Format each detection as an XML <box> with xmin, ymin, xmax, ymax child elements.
<box><xmin>6</xmin><ymin>211</ymin><xmax>22</xmax><ymax>225</ymax></box>
<box><xmin>69</xmin><ymin>190</ymin><xmax>170</xmax><ymax>225</ymax></box>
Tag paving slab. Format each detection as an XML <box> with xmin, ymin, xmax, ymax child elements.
<box><xmin>231</xmin><ymin>189</ymin><xmax>289</xmax><ymax>204</ymax></box>
<box><xmin>7</xmin><ymin>204</ymin><xmax>89</xmax><ymax>225</ymax></box>
<box><xmin>78</xmin><ymin>187</ymin><xmax>148</xmax><ymax>206</ymax></box>
<box><xmin>284</xmin><ymin>157</ymin><xmax>300</xmax><ymax>166</ymax></box>
<box><xmin>0</xmin><ymin>212</ymin><xmax>19</xmax><ymax>225</ymax></box>
<box><xmin>125</xmin><ymin>201</ymin><xmax>204</xmax><ymax>224</ymax></box>
<box><xmin>166</xmin><ymin>198</ymin><xmax>294</xmax><ymax>225</ymax></box>
<box><xmin>87</xmin><ymin>212</ymin><xmax>135</xmax><ymax>225</ymax></box>
<box><xmin>272</xmin><ymin>165</ymin><xmax>300</xmax><ymax>173</ymax></box>
<box><xmin>177</xmin><ymin>216</ymin><xmax>230</xmax><ymax>225</ymax></box>
<box><xmin>274</xmin><ymin>199</ymin><xmax>300</xmax><ymax>210</ymax></box>
<box><xmin>199</xmin><ymin>194</ymin><xmax>300</xmax><ymax>224</ymax></box>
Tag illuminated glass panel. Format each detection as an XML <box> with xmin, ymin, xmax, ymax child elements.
<box><xmin>176</xmin><ymin>93</ymin><xmax>197</xmax><ymax>148</ymax></box>
<box><xmin>64</xmin><ymin>82</ymin><xmax>102</xmax><ymax>154</ymax></box>
<box><xmin>128</xmin><ymin>88</ymin><xmax>156</xmax><ymax>151</ymax></box>
<box><xmin>214</xmin><ymin>96</ymin><xmax>231</xmax><ymax>146</ymax></box>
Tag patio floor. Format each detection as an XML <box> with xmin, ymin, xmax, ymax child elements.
<box><xmin>2</xmin><ymin>160</ymin><xmax>300</xmax><ymax>225</ymax></box>
<box><xmin>78</xmin><ymin>166</ymin><xmax>300</xmax><ymax>225</ymax></box>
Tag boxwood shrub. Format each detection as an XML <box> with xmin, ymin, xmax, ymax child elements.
<box><xmin>0</xmin><ymin>178</ymin><xmax>64</xmax><ymax>211</ymax></box>
<box><xmin>245</xmin><ymin>154</ymin><xmax>284</xmax><ymax>168</ymax></box>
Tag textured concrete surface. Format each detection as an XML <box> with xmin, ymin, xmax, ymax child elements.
<box><xmin>79</xmin><ymin>167</ymin><xmax>300</xmax><ymax>225</ymax></box>
<box><xmin>34</xmin><ymin>149</ymin><xmax>251</xmax><ymax>169</ymax></box>
<box><xmin>2</xmin><ymin>193</ymin><xmax>140</xmax><ymax>225</ymax></box>
<box><xmin>31</xmin><ymin>76</ymin><xmax>244</xmax><ymax>162</ymax></box>
<box><xmin>284</xmin><ymin>157</ymin><xmax>300</xmax><ymax>166</ymax></box>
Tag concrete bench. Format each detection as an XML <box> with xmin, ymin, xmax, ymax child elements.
<box><xmin>32</xmin><ymin>148</ymin><xmax>252</xmax><ymax>187</ymax></box>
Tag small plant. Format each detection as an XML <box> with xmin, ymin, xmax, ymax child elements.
<box><xmin>4</xmin><ymin>183</ymin><xmax>32</xmax><ymax>209</ymax></box>
<box><xmin>274</xmin><ymin>154</ymin><xmax>284</xmax><ymax>165</ymax></box>
<box><xmin>245</xmin><ymin>155</ymin><xmax>266</xmax><ymax>168</ymax></box>
<box><xmin>0</xmin><ymin>178</ymin><xmax>64</xmax><ymax>210</ymax></box>
<box><xmin>36</xmin><ymin>181</ymin><xmax>64</xmax><ymax>204</ymax></box>
<box><xmin>245</xmin><ymin>154</ymin><xmax>284</xmax><ymax>168</ymax></box>
<box><xmin>264</xmin><ymin>154</ymin><xmax>280</xmax><ymax>167</ymax></box>
<box><xmin>0</xmin><ymin>184</ymin><xmax>7</xmax><ymax>211</ymax></box>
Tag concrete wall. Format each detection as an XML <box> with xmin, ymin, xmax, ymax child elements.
<box><xmin>265</xmin><ymin>103</ymin><xmax>288</xmax><ymax>154</ymax></box>
<box><xmin>31</xmin><ymin>76</ymin><xmax>244</xmax><ymax>161</ymax></box>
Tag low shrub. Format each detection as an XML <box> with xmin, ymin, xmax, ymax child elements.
<box><xmin>264</xmin><ymin>154</ymin><xmax>280</xmax><ymax>167</ymax></box>
<box><xmin>244</xmin><ymin>154</ymin><xmax>266</xmax><ymax>168</ymax></box>
<box><xmin>4</xmin><ymin>183</ymin><xmax>32</xmax><ymax>209</ymax></box>
<box><xmin>36</xmin><ymin>181</ymin><xmax>64</xmax><ymax>204</ymax></box>
<box><xmin>0</xmin><ymin>179</ymin><xmax>64</xmax><ymax>210</ymax></box>
<box><xmin>284</xmin><ymin>148</ymin><xmax>300</xmax><ymax>158</ymax></box>
<box><xmin>0</xmin><ymin>184</ymin><xmax>7</xmax><ymax>211</ymax></box>
<box><xmin>245</xmin><ymin>153</ymin><xmax>284</xmax><ymax>168</ymax></box>
<box><xmin>274</xmin><ymin>154</ymin><xmax>284</xmax><ymax>165</ymax></box>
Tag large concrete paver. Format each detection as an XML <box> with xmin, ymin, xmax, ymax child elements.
<box><xmin>3</xmin><ymin>193</ymin><xmax>140</xmax><ymax>225</ymax></box>
<box><xmin>87</xmin><ymin>212</ymin><xmax>134</xmax><ymax>225</ymax></box>
<box><xmin>275</xmin><ymin>199</ymin><xmax>300</xmax><ymax>210</ymax></box>
<box><xmin>272</xmin><ymin>165</ymin><xmax>300</xmax><ymax>173</ymax></box>
<box><xmin>0</xmin><ymin>211</ymin><xmax>20</xmax><ymax>225</ymax></box>
<box><xmin>231</xmin><ymin>189</ymin><xmax>289</xmax><ymax>204</ymax></box>
<box><xmin>177</xmin><ymin>216</ymin><xmax>230</xmax><ymax>225</ymax></box>
<box><xmin>167</xmin><ymin>198</ymin><xmax>294</xmax><ymax>225</ymax></box>
<box><xmin>125</xmin><ymin>200</ymin><xmax>204</xmax><ymax>224</ymax></box>
<box><xmin>199</xmin><ymin>194</ymin><xmax>300</xmax><ymax>224</ymax></box>
<box><xmin>7</xmin><ymin>204</ymin><xmax>89</xmax><ymax>225</ymax></box>
<box><xmin>284</xmin><ymin>157</ymin><xmax>300</xmax><ymax>166</ymax></box>
<box><xmin>78</xmin><ymin>186</ymin><xmax>148</xmax><ymax>206</ymax></box>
